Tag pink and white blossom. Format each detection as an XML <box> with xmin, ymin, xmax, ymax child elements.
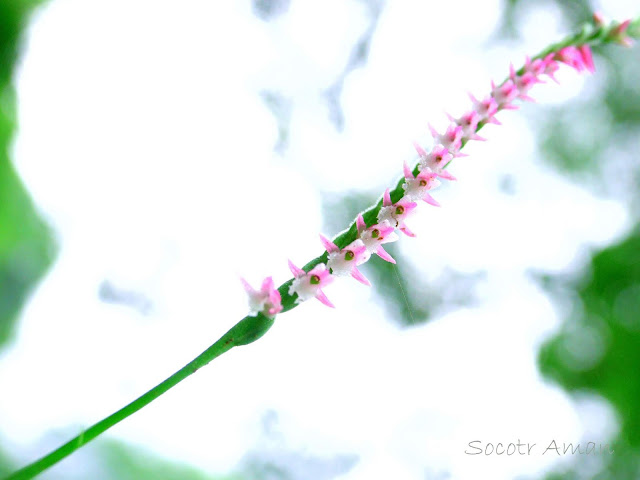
<box><xmin>541</xmin><ymin>53</ymin><xmax>560</xmax><ymax>83</ymax></box>
<box><xmin>509</xmin><ymin>64</ymin><xmax>544</xmax><ymax>102</ymax></box>
<box><xmin>241</xmin><ymin>276</ymin><xmax>283</xmax><ymax>317</ymax></box>
<box><xmin>377</xmin><ymin>188</ymin><xmax>418</xmax><ymax>237</ymax></box>
<box><xmin>555</xmin><ymin>45</ymin><xmax>596</xmax><ymax>74</ymax></box>
<box><xmin>469</xmin><ymin>93</ymin><xmax>500</xmax><ymax>123</ymax></box>
<box><xmin>491</xmin><ymin>79</ymin><xmax>519</xmax><ymax>108</ymax></box>
<box><xmin>288</xmin><ymin>260</ymin><xmax>335</xmax><ymax>307</ymax></box>
<box><xmin>428</xmin><ymin>123</ymin><xmax>464</xmax><ymax>155</ymax></box>
<box><xmin>415</xmin><ymin>143</ymin><xmax>457</xmax><ymax>181</ymax></box>
<box><xmin>320</xmin><ymin>235</ymin><xmax>371</xmax><ymax>285</ymax></box>
<box><xmin>447</xmin><ymin>110</ymin><xmax>486</xmax><ymax>141</ymax></box>
<box><xmin>402</xmin><ymin>161</ymin><xmax>441</xmax><ymax>206</ymax></box>
<box><xmin>356</xmin><ymin>214</ymin><xmax>398</xmax><ymax>264</ymax></box>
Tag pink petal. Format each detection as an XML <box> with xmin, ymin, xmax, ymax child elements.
<box><xmin>615</xmin><ymin>19</ymin><xmax>631</xmax><ymax>35</ymax></box>
<box><xmin>377</xmin><ymin>223</ymin><xmax>396</xmax><ymax>238</ymax></box>
<box><xmin>413</xmin><ymin>142</ymin><xmax>427</xmax><ymax>157</ymax></box>
<box><xmin>423</xmin><ymin>193</ymin><xmax>440</xmax><ymax>207</ymax></box>
<box><xmin>309</xmin><ymin>264</ymin><xmax>333</xmax><ymax>285</ymax></box>
<box><xmin>519</xmin><ymin>94</ymin><xmax>536</xmax><ymax>103</ymax></box>
<box><xmin>376</xmin><ymin>246</ymin><xmax>396</xmax><ymax>264</ymax></box>
<box><xmin>356</xmin><ymin>214</ymin><xmax>366</xmax><ymax>235</ymax></box>
<box><xmin>470</xmin><ymin>133</ymin><xmax>487</xmax><ymax>141</ymax></box>
<box><xmin>400</xmin><ymin>225</ymin><xmax>416</xmax><ymax>237</ymax></box>
<box><xmin>315</xmin><ymin>290</ymin><xmax>335</xmax><ymax>308</ymax></box>
<box><xmin>437</xmin><ymin>170</ymin><xmax>457</xmax><ymax>181</ymax></box>
<box><xmin>319</xmin><ymin>234</ymin><xmax>339</xmax><ymax>254</ymax></box>
<box><xmin>593</xmin><ymin>11</ymin><xmax>605</xmax><ymax>26</ymax></box>
<box><xmin>240</xmin><ymin>277</ymin><xmax>255</xmax><ymax>294</ymax></box>
<box><xmin>578</xmin><ymin>45</ymin><xmax>595</xmax><ymax>73</ymax></box>
<box><xmin>288</xmin><ymin>259</ymin><xmax>304</xmax><ymax>277</ymax></box>
<box><xmin>269</xmin><ymin>288</ymin><xmax>282</xmax><ymax>308</ymax></box>
<box><xmin>351</xmin><ymin>267</ymin><xmax>371</xmax><ymax>286</ymax></box>
<box><xmin>403</xmin><ymin>161</ymin><xmax>414</xmax><ymax>180</ymax></box>
<box><xmin>383</xmin><ymin>188</ymin><xmax>392</xmax><ymax>207</ymax></box>
<box><xmin>260</xmin><ymin>276</ymin><xmax>275</xmax><ymax>294</ymax></box>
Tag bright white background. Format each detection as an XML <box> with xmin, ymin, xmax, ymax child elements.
<box><xmin>0</xmin><ymin>0</ymin><xmax>636</xmax><ymax>478</ymax></box>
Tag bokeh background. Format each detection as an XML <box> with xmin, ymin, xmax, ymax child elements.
<box><xmin>0</xmin><ymin>0</ymin><xmax>639</xmax><ymax>479</ymax></box>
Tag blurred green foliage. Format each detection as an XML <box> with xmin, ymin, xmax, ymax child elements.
<box><xmin>538</xmin><ymin>231</ymin><xmax>640</xmax><ymax>479</ymax></box>
<box><xmin>495</xmin><ymin>1</ymin><xmax>640</xmax><ymax>479</ymax></box>
<box><xmin>88</xmin><ymin>439</ymin><xmax>240</xmax><ymax>480</ymax></box>
<box><xmin>0</xmin><ymin>0</ymin><xmax>55</xmax><ymax>348</ymax></box>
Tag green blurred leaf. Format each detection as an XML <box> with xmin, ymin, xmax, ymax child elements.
<box><xmin>538</xmin><ymin>228</ymin><xmax>640</xmax><ymax>479</ymax></box>
<box><xmin>0</xmin><ymin>0</ymin><xmax>56</xmax><ymax>348</ymax></box>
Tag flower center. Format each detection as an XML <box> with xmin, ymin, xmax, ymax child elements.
<box><xmin>395</xmin><ymin>205</ymin><xmax>405</xmax><ymax>215</ymax></box>
<box><xmin>419</xmin><ymin>180</ymin><xmax>427</xmax><ymax>187</ymax></box>
<box><xmin>371</xmin><ymin>229</ymin><xmax>380</xmax><ymax>238</ymax></box>
<box><xmin>310</xmin><ymin>275</ymin><xmax>320</xmax><ymax>285</ymax></box>
<box><xmin>344</xmin><ymin>250</ymin><xmax>355</xmax><ymax>261</ymax></box>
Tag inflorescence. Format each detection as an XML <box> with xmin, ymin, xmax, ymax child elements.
<box><xmin>242</xmin><ymin>17</ymin><xmax>635</xmax><ymax>317</ymax></box>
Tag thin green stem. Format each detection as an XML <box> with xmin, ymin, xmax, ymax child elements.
<box><xmin>4</xmin><ymin>314</ymin><xmax>273</xmax><ymax>480</ymax></box>
<box><xmin>5</xmin><ymin>15</ymin><xmax>638</xmax><ymax>480</ymax></box>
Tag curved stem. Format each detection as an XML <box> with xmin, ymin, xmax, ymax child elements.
<box><xmin>5</xmin><ymin>15</ymin><xmax>638</xmax><ymax>480</ymax></box>
<box><xmin>4</xmin><ymin>314</ymin><xmax>274</xmax><ymax>480</ymax></box>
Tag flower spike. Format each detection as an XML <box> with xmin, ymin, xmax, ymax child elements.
<box><xmin>280</xmin><ymin>20</ymin><xmax>629</xmax><ymax>313</ymax></box>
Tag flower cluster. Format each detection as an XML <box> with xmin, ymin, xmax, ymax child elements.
<box><xmin>242</xmin><ymin>39</ymin><xmax>611</xmax><ymax>316</ymax></box>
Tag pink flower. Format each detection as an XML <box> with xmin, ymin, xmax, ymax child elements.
<box><xmin>555</xmin><ymin>46</ymin><xmax>593</xmax><ymax>73</ymax></box>
<box><xmin>578</xmin><ymin>45</ymin><xmax>596</xmax><ymax>73</ymax></box>
<box><xmin>524</xmin><ymin>56</ymin><xmax>546</xmax><ymax>76</ymax></box>
<box><xmin>509</xmin><ymin>64</ymin><xmax>543</xmax><ymax>102</ymax></box>
<box><xmin>241</xmin><ymin>276</ymin><xmax>283</xmax><ymax>317</ymax></box>
<box><xmin>288</xmin><ymin>260</ymin><xmax>335</xmax><ymax>308</ymax></box>
<box><xmin>320</xmin><ymin>235</ymin><xmax>371</xmax><ymax>286</ymax></box>
<box><xmin>491</xmin><ymin>79</ymin><xmax>519</xmax><ymax>108</ymax></box>
<box><xmin>356</xmin><ymin>214</ymin><xmax>398</xmax><ymax>264</ymax></box>
<box><xmin>414</xmin><ymin>143</ymin><xmax>457</xmax><ymax>181</ymax></box>
<box><xmin>377</xmin><ymin>188</ymin><xmax>418</xmax><ymax>237</ymax></box>
<box><xmin>447</xmin><ymin>110</ymin><xmax>486</xmax><ymax>141</ymax></box>
<box><xmin>610</xmin><ymin>19</ymin><xmax>633</xmax><ymax>47</ymax></box>
<box><xmin>428</xmin><ymin>123</ymin><xmax>464</xmax><ymax>155</ymax></box>
<box><xmin>541</xmin><ymin>53</ymin><xmax>560</xmax><ymax>83</ymax></box>
<box><xmin>402</xmin><ymin>161</ymin><xmax>441</xmax><ymax>206</ymax></box>
<box><xmin>469</xmin><ymin>93</ymin><xmax>500</xmax><ymax>123</ymax></box>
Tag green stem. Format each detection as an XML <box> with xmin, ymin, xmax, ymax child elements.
<box><xmin>5</xmin><ymin>15</ymin><xmax>638</xmax><ymax>480</ymax></box>
<box><xmin>4</xmin><ymin>314</ymin><xmax>274</xmax><ymax>480</ymax></box>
